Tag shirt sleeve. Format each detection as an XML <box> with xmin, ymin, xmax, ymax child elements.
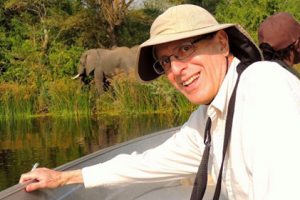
<box><xmin>235</xmin><ymin>61</ymin><xmax>300</xmax><ymax>200</ymax></box>
<box><xmin>82</xmin><ymin>107</ymin><xmax>208</xmax><ymax>188</ymax></box>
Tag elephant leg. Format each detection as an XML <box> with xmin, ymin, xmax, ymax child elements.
<box><xmin>78</xmin><ymin>74</ymin><xmax>94</xmax><ymax>92</ymax></box>
<box><xmin>94</xmin><ymin>69</ymin><xmax>105</xmax><ymax>96</ymax></box>
<box><xmin>78</xmin><ymin>75</ymin><xmax>90</xmax><ymax>92</ymax></box>
<box><xmin>103</xmin><ymin>72</ymin><xmax>111</xmax><ymax>92</ymax></box>
<box><xmin>79</xmin><ymin>75</ymin><xmax>86</xmax><ymax>87</ymax></box>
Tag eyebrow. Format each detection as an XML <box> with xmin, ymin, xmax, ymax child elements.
<box><xmin>154</xmin><ymin>36</ymin><xmax>201</xmax><ymax>59</ymax></box>
<box><xmin>153</xmin><ymin>45</ymin><xmax>172</xmax><ymax>60</ymax></box>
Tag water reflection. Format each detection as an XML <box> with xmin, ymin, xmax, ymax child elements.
<box><xmin>0</xmin><ymin>112</ymin><xmax>192</xmax><ymax>191</ymax></box>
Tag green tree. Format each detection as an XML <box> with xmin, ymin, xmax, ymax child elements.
<box><xmin>1</xmin><ymin>1</ymin><xmax>73</xmax><ymax>83</ymax></box>
<box><xmin>4</xmin><ymin>0</ymin><xmax>53</xmax><ymax>53</ymax></box>
<box><xmin>0</xmin><ymin>7</ymin><xmax>11</xmax><ymax>76</ymax></box>
<box><xmin>98</xmin><ymin>0</ymin><xmax>135</xmax><ymax>47</ymax></box>
<box><xmin>142</xmin><ymin>0</ymin><xmax>220</xmax><ymax>14</ymax></box>
<box><xmin>117</xmin><ymin>7</ymin><xmax>161</xmax><ymax>47</ymax></box>
<box><xmin>215</xmin><ymin>0</ymin><xmax>300</xmax><ymax>44</ymax></box>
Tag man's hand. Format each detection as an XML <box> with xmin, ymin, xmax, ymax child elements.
<box><xmin>19</xmin><ymin>168</ymin><xmax>83</xmax><ymax>192</ymax></box>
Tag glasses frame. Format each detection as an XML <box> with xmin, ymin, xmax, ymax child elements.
<box><xmin>153</xmin><ymin>37</ymin><xmax>205</xmax><ymax>75</ymax></box>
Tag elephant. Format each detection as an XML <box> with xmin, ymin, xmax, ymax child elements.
<box><xmin>72</xmin><ymin>45</ymin><xmax>139</xmax><ymax>96</ymax></box>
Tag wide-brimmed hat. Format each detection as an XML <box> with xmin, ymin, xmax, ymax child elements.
<box><xmin>135</xmin><ymin>4</ymin><xmax>262</xmax><ymax>83</ymax></box>
<box><xmin>258</xmin><ymin>12</ymin><xmax>300</xmax><ymax>51</ymax></box>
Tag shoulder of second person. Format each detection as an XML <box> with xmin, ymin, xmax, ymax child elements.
<box><xmin>242</xmin><ymin>60</ymin><xmax>294</xmax><ymax>82</ymax></box>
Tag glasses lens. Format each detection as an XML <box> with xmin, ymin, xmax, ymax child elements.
<box><xmin>174</xmin><ymin>42</ymin><xmax>195</xmax><ymax>60</ymax></box>
<box><xmin>153</xmin><ymin>41</ymin><xmax>196</xmax><ymax>75</ymax></box>
<box><xmin>153</xmin><ymin>60</ymin><xmax>166</xmax><ymax>74</ymax></box>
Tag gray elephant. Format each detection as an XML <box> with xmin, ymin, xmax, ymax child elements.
<box><xmin>73</xmin><ymin>45</ymin><xmax>139</xmax><ymax>95</ymax></box>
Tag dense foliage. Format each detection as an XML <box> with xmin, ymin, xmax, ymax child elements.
<box><xmin>215</xmin><ymin>0</ymin><xmax>300</xmax><ymax>44</ymax></box>
<box><xmin>0</xmin><ymin>0</ymin><xmax>299</xmax><ymax>118</ymax></box>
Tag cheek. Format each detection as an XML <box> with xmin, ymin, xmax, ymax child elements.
<box><xmin>206</xmin><ymin>54</ymin><xmax>226</xmax><ymax>75</ymax></box>
<box><xmin>198</xmin><ymin>55</ymin><xmax>227</xmax><ymax>97</ymax></box>
<box><xmin>165</xmin><ymin>73</ymin><xmax>179</xmax><ymax>89</ymax></box>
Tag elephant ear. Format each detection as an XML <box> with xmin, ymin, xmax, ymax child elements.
<box><xmin>85</xmin><ymin>49</ymin><xmax>100</xmax><ymax>76</ymax></box>
<box><xmin>85</xmin><ymin>59</ymin><xmax>94</xmax><ymax>75</ymax></box>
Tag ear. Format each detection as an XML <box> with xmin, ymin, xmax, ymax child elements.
<box><xmin>215</xmin><ymin>30</ymin><xmax>230</xmax><ymax>57</ymax></box>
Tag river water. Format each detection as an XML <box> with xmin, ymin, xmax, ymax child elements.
<box><xmin>0</xmin><ymin>112</ymin><xmax>192</xmax><ymax>191</ymax></box>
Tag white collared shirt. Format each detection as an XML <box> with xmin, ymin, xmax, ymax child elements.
<box><xmin>82</xmin><ymin>58</ymin><xmax>300</xmax><ymax>200</ymax></box>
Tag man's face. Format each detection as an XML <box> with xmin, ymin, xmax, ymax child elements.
<box><xmin>155</xmin><ymin>31</ymin><xmax>230</xmax><ymax>105</ymax></box>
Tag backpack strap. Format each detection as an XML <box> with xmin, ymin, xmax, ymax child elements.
<box><xmin>212</xmin><ymin>62</ymin><xmax>249</xmax><ymax>199</ymax></box>
<box><xmin>190</xmin><ymin>62</ymin><xmax>250</xmax><ymax>200</ymax></box>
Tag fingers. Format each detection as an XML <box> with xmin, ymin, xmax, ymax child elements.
<box><xmin>19</xmin><ymin>168</ymin><xmax>81</xmax><ymax>192</ymax></box>
<box><xmin>19</xmin><ymin>171</ymin><xmax>38</xmax><ymax>183</ymax></box>
<box><xmin>21</xmin><ymin>168</ymin><xmax>64</xmax><ymax>192</ymax></box>
<box><xmin>19</xmin><ymin>168</ymin><xmax>45</xmax><ymax>182</ymax></box>
<box><xmin>19</xmin><ymin>168</ymin><xmax>58</xmax><ymax>192</ymax></box>
<box><xmin>19</xmin><ymin>171</ymin><xmax>41</xmax><ymax>192</ymax></box>
<box><xmin>25</xmin><ymin>182</ymin><xmax>45</xmax><ymax>192</ymax></box>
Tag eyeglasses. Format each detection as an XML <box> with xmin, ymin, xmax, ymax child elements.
<box><xmin>153</xmin><ymin>37</ymin><xmax>205</xmax><ymax>75</ymax></box>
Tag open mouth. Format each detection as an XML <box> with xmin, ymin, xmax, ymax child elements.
<box><xmin>182</xmin><ymin>73</ymin><xmax>200</xmax><ymax>87</ymax></box>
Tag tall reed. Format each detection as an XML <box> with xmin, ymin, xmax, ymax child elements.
<box><xmin>0</xmin><ymin>84</ymin><xmax>37</xmax><ymax>119</ymax></box>
<box><xmin>0</xmin><ymin>72</ymin><xmax>198</xmax><ymax>119</ymax></box>
<box><xmin>47</xmin><ymin>79</ymin><xmax>94</xmax><ymax>117</ymax></box>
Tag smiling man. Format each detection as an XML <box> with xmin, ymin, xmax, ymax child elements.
<box><xmin>20</xmin><ymin>4</ymin><xmax>300</xmax><ymax>200</ymax></box>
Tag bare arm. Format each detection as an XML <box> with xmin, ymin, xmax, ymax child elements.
<box><xmin>19</xmin><ymin>168</ymin><xmax>83</xmax><ymax>192</ymax></box>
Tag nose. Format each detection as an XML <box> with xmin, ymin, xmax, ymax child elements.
<box><xmin>169</xmin><ymin>57</ymin><xmax>187</xmax><ymax>75</ymax></box>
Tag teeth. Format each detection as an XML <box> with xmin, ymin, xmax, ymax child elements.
<box><xmin>182</xmin><ymin>73</ymin><xmax>200</xmax><ymax>86</ymax></box>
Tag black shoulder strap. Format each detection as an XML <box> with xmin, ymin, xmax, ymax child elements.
<box><xmin>212</xmin><ymin>62</ymin><xmax>249</xmax><ymax>199</ymax></box>
<box><xmin>190</xmin><ymin>62</ymin><xmax>249</xmax><ymax>200</ymax></box>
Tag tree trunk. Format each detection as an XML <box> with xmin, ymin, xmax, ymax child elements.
<box><xmin>100</xmin><ymin>0</ymin><xmax>134</xmax><ymax>46</ymax></box>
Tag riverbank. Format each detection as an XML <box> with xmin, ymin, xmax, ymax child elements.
<box><xmin>0</xmin><ymin>73</ymin><xmax>198</xmax><ymax>119</ymax></box>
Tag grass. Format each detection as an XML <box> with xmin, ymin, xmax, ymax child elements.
<box><xmin>0</xmin><ymin>72</ymin><xmax>198</xmax><ymax>119</ymax></box>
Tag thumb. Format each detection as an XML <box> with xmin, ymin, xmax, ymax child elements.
<box><xmin>25</xmin><ymin>182</ymin><xmax>44</xmax><ymax>192</ymax></box>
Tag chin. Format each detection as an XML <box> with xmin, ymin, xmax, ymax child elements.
<box><xmin>187</xmin><ymin>96</ymin><xmax>213</xmax><ymax>105</ymax></box>
<box><xmin>187</xmin><ymin>98</ymin><xmax>205</xmax><ymax>105</ymax></box>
